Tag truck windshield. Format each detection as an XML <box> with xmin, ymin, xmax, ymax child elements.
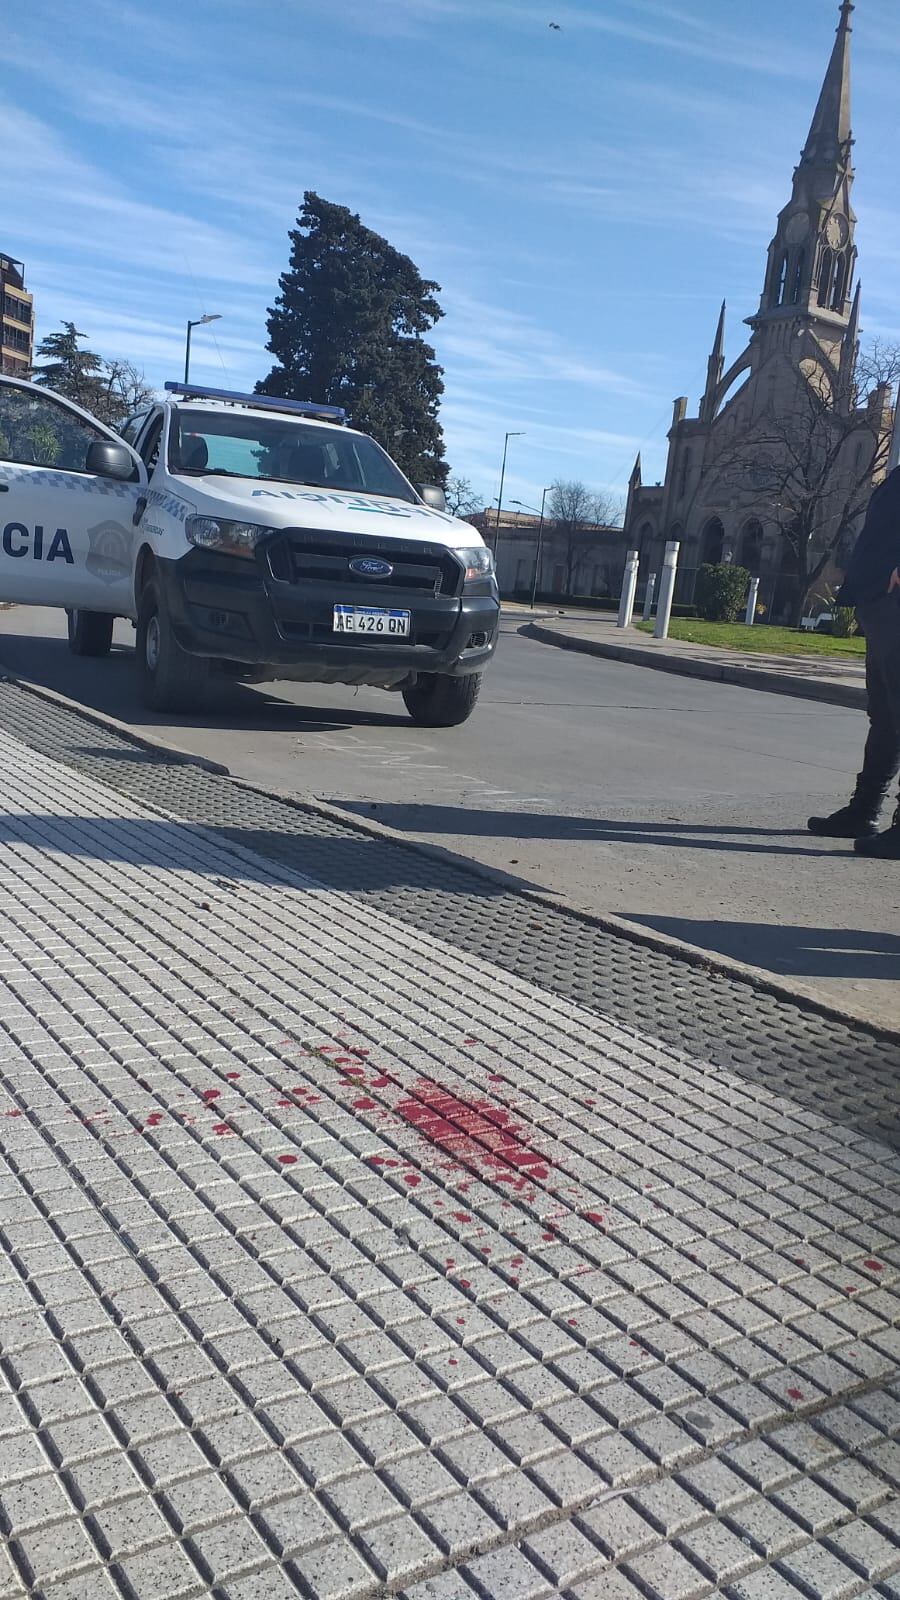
<box><xmin>169</xmin><ymin>409</ymin><xmax>418</xmax><ymax>503</ymax></box>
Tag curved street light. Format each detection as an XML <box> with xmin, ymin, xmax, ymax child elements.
<box><xmin>184</xmin><ymin>313</ymin><xmax>222</xmax><ymax>384</ymax></box>
<box><xmin>512</xmin><ymin>489</ymin><xmax>550</xmax><ymax>609</ymax></box>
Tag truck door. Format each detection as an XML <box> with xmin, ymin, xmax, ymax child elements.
<box><xmin>0</xmin><ymin>377</ymin><xmax>145</xmax><ymax>613</ymax></box>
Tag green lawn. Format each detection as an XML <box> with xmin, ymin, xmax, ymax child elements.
<box><xmin>635</xmin><ymin>619</ymin><xmax>866</xmax><ymax>657</ymax></box>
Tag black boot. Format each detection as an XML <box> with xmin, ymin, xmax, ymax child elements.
<box><xmin>854</xmin><ymin>808</ymin><xmax>900</xmax><ymax>858</ymax></box>
<box><xmin>807</xmin><ymin>800</ymin><xmax>880</xmax><ymax>838</ymax></box>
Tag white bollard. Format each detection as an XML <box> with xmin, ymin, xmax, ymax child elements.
<box><xmin>744</xmin><ymin>576</ymin><xmax>760</xmax><ymax>626</ymax></box>
<box><xmin>653</xmin><ymin>541</ymin><xmax>680</xmax><ymax>639</ymax></box>
<box><xmin>642</xmin><ymin>572</ymin><xmax>657</xmax><ymax>621</ymax></box>
<box><xmin>617</xmin><ymin>549</ymin><xmax>639</xmax><ymax>628</ymax></box>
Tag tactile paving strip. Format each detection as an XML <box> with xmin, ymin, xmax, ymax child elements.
<box><xmin>0</xmin><ymin>727</ymin><xmax>897</xmax><ymax>1598</ymax></box>
<box><xmin>0</xmin><ymin>679</ymin><xmax>896</xmax><ymax>1152</ymax></box>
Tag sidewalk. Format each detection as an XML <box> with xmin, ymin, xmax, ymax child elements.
<box><xmin>524</xmin><ymin>617</ymin><xmax>867</xmax><ymax>709</ymax></box>
<box><xmin>0</xmin><ymin>725</ymin><xmax>898</xmax><ymax>1599</ymax></box>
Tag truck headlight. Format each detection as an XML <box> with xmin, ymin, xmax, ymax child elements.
<box><xmin>458</xmin><ymin>546</ymin><xmax>495</xmax><ymax>584</ymax></box>
<box><xmin>185</xmin><ymin>515</ymin><xmax>273</xmax><ymax>559</ymax></box>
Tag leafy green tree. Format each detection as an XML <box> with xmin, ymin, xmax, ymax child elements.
<box><xmin>258</xmin><ymin>192</ymin><xmax>447</xmax><ymax>486</ymax></box>
<box><xmin>33</xmin><ymin>325</ymin><xmax>154</xmax><ymax>430</ymax></box>
<box><xmin>33</xmin><ymin>322</ymin><xmax>107</xmax><ymax>413</ymax></box>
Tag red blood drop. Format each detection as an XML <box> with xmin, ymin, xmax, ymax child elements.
<box><xmin>3</xmin><ymin>1109</ymin><xmax>22</xmax><ymax>1118</ymax></box>
<box><xmin>445</xmin><ymin>1259</ymin><xmax>455</xmax><ymax>1268</ymax></box>
<box><xmin>353</xmin><ymin>1098</ymin><xmax>376</xmax><ymax>1111</ymax></box>
<box><xmin>844</xmin><ymin>1285</ymin><xmax>858</xmax><ymax>1294</ymax></box>
<box><xmin>402</xmin><ymin>1172</ymin><xmax>421</xmax><ymax>1187</ymax></box>
<box><xmin>368</xmin><ymin>1075</ymin><xmax>391</xmax><ymax>1089</ymax></box>
<box><xmin>212</xmin><ymin>1122</ymin><xmax>233</xmax><ymax>1136</ymax></box>
<box><xmin>200</xmin><ymin>1089</ymin><xmax>221</xmax><ymax>1103</ymax></box>
<box><xmin>456</xmin><ymin>1317</ymin><xmax>465</xmax><ymax>1325</ymax></box>
<box><xmin>863</xmin><ymin>1259</ymin><xmax>883</xmax><ymax>1273</ymax></box>
<box><xmin>276</xmin><ymin>1100</ymin><xmax>292</xmax><ymax>1108</ymax></box>
<box><xmin>144</xmin><ymin>1113</ymin><xmax>163</xmax><ymax>1128</ymax></box>
<box><xmin>567</xmin><ymin>1318</ymin><xmax>578</xmax><ymax>1326</ymax></box>
<box><xmin>277</xmin><ymin>1154</ymin><xmax>297</xmax><ymax>1165</ymax></box>
<box><xmin>542</xmin><ymin>1231</ymin><xmax>556</xmax><ymax>1242</ymax></box>
<box><xmin>584</xmin><ymin>1212</ymin><xmax>605</xmax><ymax>1227</ymax></box>
<box><xmin>452</xmin><ymin>1212</ymin><xmax>472</xmax><ymax>1223</ymax></box>
<box><xmin>786</xmin><ymin>1387</ymin><xmax>804</xmax><ymax>1401</ymax></box>
<box><xmin>448</xmin><ymin>1358</ymin><xmax>458</xmax><ymax>1365</ymax></box>
<box><xmin>487</xmin><ymin>1073</ymin><xmax>504</xmax><ymax>1082</ymax></box>
<box><xmin>225</xmin><ymin>1072</ymin><xmax>240</xmax><ymax>1081</ymax></box>
<box><xmin>457</xmin><ymin>1278</ymin><xmax>471</xmax><ymax>1289</ymax></box>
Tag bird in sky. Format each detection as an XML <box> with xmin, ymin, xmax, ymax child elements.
<box><xmin>549</xmin><ymin>20</ymin><xmax>562</xmax><ymax>28</ymax></box>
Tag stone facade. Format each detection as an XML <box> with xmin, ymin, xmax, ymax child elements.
<box><xmin>624</xmin><ymin>2</ymin><xmax>895</xmax><ymax>622</ymax></box>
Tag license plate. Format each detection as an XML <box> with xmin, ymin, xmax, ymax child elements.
<box><xmin>333</xmin><ymin>605</ymin><xmax>411</xmax><ymax>637</ymax></box>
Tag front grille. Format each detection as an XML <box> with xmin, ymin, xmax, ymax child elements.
<box><xmin>267</xmin><ymin>531</ymin><xmax>463</xmax><ymax>598</ymax></box>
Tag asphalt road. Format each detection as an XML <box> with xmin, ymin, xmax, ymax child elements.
<box><xmin>1</xmin><ymin>605</ymin><xmax>898</xmax><ymax>1026</ymax></box>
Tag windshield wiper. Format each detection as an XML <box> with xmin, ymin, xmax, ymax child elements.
<box><xmin>173</xmin><ymin>467</ymin><xmax>251</xmax><ymax>478</ymax></box>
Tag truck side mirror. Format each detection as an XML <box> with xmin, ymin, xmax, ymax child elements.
<box><xmin>418</xmin><ymin>484</ymin><xmax>447</xmax><ymax>512</ymax></box>
<box><xmin>85</xmin><ymin>440</ymin><xmax>137</xmax><ymax>481</ymax></box>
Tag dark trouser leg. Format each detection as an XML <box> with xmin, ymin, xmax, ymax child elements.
<box><xmin>855</xmin><ymin>598</ymin><xmax>900</xmax><ymax>815</ymax></box>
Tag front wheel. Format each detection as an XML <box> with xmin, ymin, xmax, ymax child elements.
<box><xmin>67</xmin><ymin>609</ymin><xmax>114</xmax><ymax>657</ymax></box>
<box><xmin>402</xmin><ymin>672</ymin><xmax>482</xmax><ymax>728</ymax></box>
<box><xmin>136</xmin><ymin>578</ymin><xmax>208</xmax><ymax>712</ymax></box>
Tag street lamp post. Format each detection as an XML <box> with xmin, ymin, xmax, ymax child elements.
<box><xmin>493</xmin><ymin>431</ymin><xmax>523</xmax><ymax>554</ymax></box>
<box><xmin>184</xmin><ymin>313</ymin><xmax>222</xmax><ymax>384</ymax></box>
<box><xmin>512</xmin><ymin>489</ymin><xmax>550</xmax><ymax>609</ymax></box>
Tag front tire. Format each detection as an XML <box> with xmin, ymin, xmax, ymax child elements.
<box><xmin>136</xmin><ymin>578</ymin><xmax>208</xmax><ymax>712</ymax></box>
<box><xmin>402</xmin><ymin>672</ymin><xmax>482</xmax><ymax>728</ymax></box>
<box><xmin>67</xmin><ymin>609</ymin><xmax>114</xmax><ymax>657</ymax></box>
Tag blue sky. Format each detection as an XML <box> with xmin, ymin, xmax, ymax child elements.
<box><xmin>4</xmin><ymin>0</ymin><xmax>897</xmax><ymax>512</ymax></box>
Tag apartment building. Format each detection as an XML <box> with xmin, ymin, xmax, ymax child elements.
<box><xmin>0</xmin><ymin>254</ymin><xmax>34</xmax><ymax>376</ymax></box>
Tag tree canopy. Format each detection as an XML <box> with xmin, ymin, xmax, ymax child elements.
<box><xmin>258</xmin><ymin>193</ymin><xmax>447</xmax><ymax>486</ymax></box>
<box><xmin>33</xmin><ymin>322</ymin><xmax>154</xmax><ymax>430</ymax></box>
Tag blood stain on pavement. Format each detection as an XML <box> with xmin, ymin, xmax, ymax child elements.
<box><xmin>583</xmin><ymin>1212</ymin><xmax>606</xmax><ymax>1227</ymax></box>
<box><xmin>212</xmin><ymin>1122</ymin><xmax>235</xmax><ymax>1136</ymax></box>
<box><xmin>225</xmin><ymin>1072</ymin><xmax>241</xmax><ymax>1081</ymax></box>
<box><xmin>143</xmin><ymin>1113</ymin><xmax>164</xmax><ymax>1128</ymax></box>
<box><xmin>353</xmin><ymin>1098</ymin><xmax>377</xmax><ymax>1111</ymax></box>
<box><xmin>277</xmin><ymin>1154</ymin><xmax>297</xmax><ymax>1165</ymax></box>
<box><xmin>863</xmin><ymin>1259</ymin><xmax>883</xmax><ymax>1272</ymax></box>
<box><xmin>786</xmin><ymin>1387</ymin><xmax>804</xmax><ymax>1401</ymax></box>
<box><xmin>368</xmin><ymin>1075</ymin><xmax>391</xmax><ymax>1090</ymax></box>
<box><xmin>3</xmin><ymin>1109</ymin><xmax>22</xmax><ymax>1118</ymax></box>
<box><xmin>394</xmin><ymin>1080</ymin><xmax>550</xmax><ymax>1196</ymax></box>
<box><xmin>200</xmin><ymin>1089</ymin><xmax>221</xmax><ymax>1103</ymax></box>
<box><xmin>402</xmin><ymin>1172</ymin><xmax>421</xmax><ymax>1187</ymax></box>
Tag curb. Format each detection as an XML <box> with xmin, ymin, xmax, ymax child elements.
<box><xmin>523</xmin><ymin>623</ymin><xmax>867</xmax><ymax>709</ymax></box>
<box><xmin>3</xmin><ymin>671</ymin><xmax>897</xmax><ymax>1049</ymax></box>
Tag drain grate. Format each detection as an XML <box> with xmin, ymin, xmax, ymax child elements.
<box><xmin>0</xmin><ymin>676</ymin><xmax>896</xmax><ymax>1149</ymax></box>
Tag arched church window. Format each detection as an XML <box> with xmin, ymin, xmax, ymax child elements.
<box><xmin>817</xmin><ymin>248</ymin><xmax>834</xmax><ymax>307</ymax></box>
<box><xmin>701</xmin><ymin>517</ymin><xmax>725</xmax><ymax>566</ymax></box>
<box><xmin>774</xmin><ymin>253</ymin><xmax>788</xmax><ymax>306</ymax></box>
<box><xmin>831</xmin><ymin>252</ymin><xmax>847</xmax><ymax>310</ymax></box>
<box><xmin>790</xmin><ymin>251</ymin><xmax>805</xmax><ymax>304</ymax></box>
<box><xmin>740</xmin><ymin>519</ymin><xmax>764</xmax><ymax>574</ymax></box>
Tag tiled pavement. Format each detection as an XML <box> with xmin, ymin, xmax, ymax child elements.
<box><xmin>0</xmin><ymin>730</ymin><xmax>897</xmax><ymax>1600</ymax></box>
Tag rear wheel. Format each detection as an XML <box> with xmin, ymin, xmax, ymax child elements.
<box><xmin>136</xmin><ymin>578</ymin><xmax>208</xmax><ymax>712</ymax></box>
<box><xmin>402</xmin><ymin>672</ymin><xmax>482</xmax><ymax>728</ymax></box>
<box><xmin>67</xmin><ymin>609</ymin><xmax>114</xmax><ymax>657</ymax></box>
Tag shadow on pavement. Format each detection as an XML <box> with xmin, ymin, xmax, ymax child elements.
<box><xmin>629</xmin><ymin>913</ymin><xmax>900</xmax><ymax>983</ymax></box>
<box><xmin>335</xmin><ymin>801</ymin><xmax>841</xmax><ymax>857</ymax></box>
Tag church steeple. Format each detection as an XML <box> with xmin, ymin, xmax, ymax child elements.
<box><xmin>699</xmin><ymin>302</ymin><xmax>726</xmax><ymax>421</ymax></box>
<box><xmin>752</xmin><ymin>0</ymin><xmax>856</xmax><ymax>346</ymax></box>
<box><xmin>801</xmin><ymin>0</ymin><xmax>853</xmax><ymax>174</ymax></box>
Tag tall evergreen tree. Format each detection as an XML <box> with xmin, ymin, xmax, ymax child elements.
<box><xmin>258</xmin><ymin>193</ymin><xmax>447</xmax><ymax>486</ymax></box>
<box><xmin>33</xmin><ymin>322</ymin><xmax>107</xmax><ymax>413</ymax></box>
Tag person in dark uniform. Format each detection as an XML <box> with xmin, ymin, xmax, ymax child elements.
<box><xmin>808</xmin><ymin>464</ymin><xmax>900</xmax><ymax>857</ymax></box>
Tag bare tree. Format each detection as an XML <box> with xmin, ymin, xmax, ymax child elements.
<box><xmin>444</xmin><ymin>474</ymin><xmax>481</xmax><ymax>519</ymax></box>
<box><xmin>95</xmin><ymin>360</ymin><xmax>155</xmax><ymax>431</ymax></box>
<box><xmin>700</xmin><ymin>340</ymin><xmax>900</xmax><ymax>625</ymax></box>
<box><xmin>547</xmin><ymin>480</ymin><xmax>623</xmax><ymax>595</ymax></box>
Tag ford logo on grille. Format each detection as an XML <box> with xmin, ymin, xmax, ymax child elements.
<box><xmin>349</xmin><ymin>556</ymin><xmax>393</xmax><ymax>578</ymax></box>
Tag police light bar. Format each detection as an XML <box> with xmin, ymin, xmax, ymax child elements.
<box><xmin>164</xmin><ymin>382</ymin><xmax>347</xmax><ymax>424</ymax></box>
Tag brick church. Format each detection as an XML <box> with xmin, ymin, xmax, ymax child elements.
<box><xmin>624</xmin><ymin>1</ymin><xmax>895</xmax><ymax>622</ymax></box>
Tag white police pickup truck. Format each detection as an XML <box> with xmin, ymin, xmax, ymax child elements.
<box><xmin>0</xmin><ymin>377</ymin><xmax>499</xmax><ymax>724</ymax></box>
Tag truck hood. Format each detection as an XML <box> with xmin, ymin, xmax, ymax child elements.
<box><xmin>170</xmin><ymin>474</ymin><xmax>482</xmax><ymax>549</ymax></box>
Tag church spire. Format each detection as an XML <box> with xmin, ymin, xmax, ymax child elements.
<box><xmin>700</xmin><ymin>302</ymin><xmax>726</xmax><ymax>422</ymax></box>
<box><xmin>752</xmin><ymin>0</ymin><xmax>857</xmax><ymax>337</ymax></box>
<box><xmin>801</xmin><ymin>0</ymin><xmax>853</xmax><ymax>176</ymax></box>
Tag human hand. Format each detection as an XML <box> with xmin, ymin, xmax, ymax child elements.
<box><xmin>889</xmin><ymin>567</ymin><xmax>900</xmax><ymax>593</ymax></box>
